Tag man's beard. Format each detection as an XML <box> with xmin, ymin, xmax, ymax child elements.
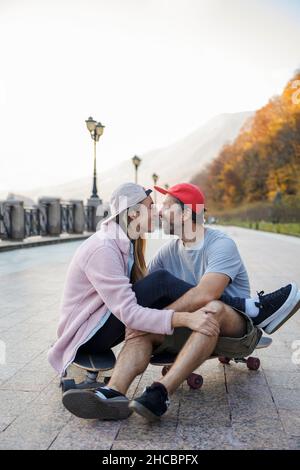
<box><xmin>162</xmin><ymin>219</ymin><xmax>175</xmax><ymax>235</ymax></box>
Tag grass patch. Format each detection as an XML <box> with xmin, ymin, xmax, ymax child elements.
<box><xmin>217</xmin><ymin>220</ymin><xmax>300</xmax><ymax>237</ymax></box>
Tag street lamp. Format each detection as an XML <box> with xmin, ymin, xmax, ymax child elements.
<box><xmin>152</xmin><ymin>173</ymin><xmax>159</xmax><ymax>204</ymax></box>
<box><xmin>85</xmin><ymin>116</ymin><xmax>105</xmax><ymax>200</ymax></box>
<box><xmin>132</xmin><ymin>155</ymin><xmax>142</xmax><ymax>184</ymax></box>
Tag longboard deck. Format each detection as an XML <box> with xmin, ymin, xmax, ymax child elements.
<box><xmin>73</xmin><ymin>350</ymin><xmax>116</xmax><ymax>372</ymax></box>
<box><xmin>72</xmin><ymin>337</ymin><xmax>272</xmax><ymax>371</ymax></box>
<box><xmin>150</xmin><ymin>336</ymin><xmax>272</xmax><ymax>366</ymax></box>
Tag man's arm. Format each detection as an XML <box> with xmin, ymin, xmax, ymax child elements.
<box><xmin>167</xmin><ymin>272</ymin><xmax>230</xmax><ymax>312</ymax></box>
<box><xmin>167</xmin><ymin>236</ymin><xmax>242</xmax><ymax>312</ymax></box>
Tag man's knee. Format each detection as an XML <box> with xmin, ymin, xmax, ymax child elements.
<box><xmin>203</xmin><ymin>300</ymin><xmax>246</xmax><ymax>336</ymax></box>
<box><xmin>204</xmin><ymin>300</ymin><xmax>225</xmax><ymax>314</ymax></box>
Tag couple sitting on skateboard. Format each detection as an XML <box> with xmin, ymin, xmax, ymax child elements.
<box><xmin>48</xmin><ymin>182</ymin><xmax>300</xmax><ymax>421</ymax></box>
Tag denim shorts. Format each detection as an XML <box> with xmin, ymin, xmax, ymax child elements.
<box><xmin>153</xmin><ymin>308</ymin><xmax>262</xmax><ymax>358</ymax></box>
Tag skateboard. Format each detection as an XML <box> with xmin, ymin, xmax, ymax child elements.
<box><xmin>150</xmin><ymin>336</ymin><xmax>272</xmax><ymax>390</ymax></box>
<box><xmin>60</xmin><ymin>349</ymin><xmax>116</xmax><ymax>393</ymax></box>
<box><xmin>60</xmin><ymin>337</ymin><xmax>272</xmax><ymax>393</ymax></box>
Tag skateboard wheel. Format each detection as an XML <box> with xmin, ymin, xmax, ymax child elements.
<box><xmin>187</xmin><ymin>373</ymin><xmax>203</xmax><ymax>390</ymax></box>
<box><xmin>218</xmin><ymin>356</ymin><xmax>231</xmax><ymax>365</ymax></box>
<box><xmin>246</xmin><ymin>357</ymin><xmax>260</xmax><ymax>370</ymax></box>
<box><xmin>61</xmin><ymin>379</ymin><xmax>76</xmax><ymax>392</ymax></box>
<box><xmin>162</xmin><ymin>366</ymin><xmax>171</xmax><ymax>376</ymax></box>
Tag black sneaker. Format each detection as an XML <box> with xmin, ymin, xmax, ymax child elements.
<box><xmin>62</xmin><ymin>386</ymin><xmax>132</xmax><ymax>420</ymax></box>
<box><xmin>252</xmin><ymin>282</ymin><xmax>299</xmax><ymax>330</ymax></box>
<box><xmin>129</xmin><ymin>382</ymin><xmax>170</xmax><ymax>421</ymax></box>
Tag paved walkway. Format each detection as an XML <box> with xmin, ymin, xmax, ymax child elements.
<box><xmin>0</xmin><ymin>226</ymin><xmax>299</xmax><ymax>449</ymax></box>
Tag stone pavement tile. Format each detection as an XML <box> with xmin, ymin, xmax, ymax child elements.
<box><xmin>116</xmin><ymin>414</ymin><xmax>179</xmax><ymax>442</ymax></box>
<box><xmin>34</xmin><ymin>380</ymin><xmax>65</xmax><ymax>408</ymax></box>
<box><xmin>0</xmin><ymin>390</ymin><xmax>39</xmax><ymax>417</ymax></box>
<box><xmin>0</xmin><ymin>416</ymin><xmax>16</xmax><ymax>433</ymax></box>
<box><xmin>230</xmin><ymin>416</ymin><xmax>289</xmax><ymax>450</ymax></box>
<box><xmin>49</xmin><ymin>417</ymin><xmax>121</xmax><ymax>450</ymax></box>
<box><xmin>263</xmin><ymin>370</ymin><xmax>300</xmax><ymax>389</ymax></box>
<box><xmin>257</xmin><ymin>346</ymin><xmax>292</xmax><ymax>357</ymax></box>
<box><xmin>112</xmin><ymin>440</ymin><xmax>183</xmax><ymax>450</ymax></box>
<box><xmin>0</xmin><ymin>364</ymin><xmax>21</xmax><ymax>385</ymax></box>
<box><xmin>227</xmin><ymin>385</ymin><xmax>279</xmax><ymax>421</ymax></box>
<box><xmin>176</xmin><ymin>424</ymin><xmax>239</xmax><ymax>450</ymax></box>
<box><xmin>0</xmin><ymin>404</ymin><xmax>73</xmax><ymax>450</ymax></box>
<box><xmin>0</xmin><ymin>368</ymin><xmax>56</xmax><ymax>392</ymax></box>
<box><xmin>193</xmin><ymin>367</ymin><xmax>224</xmax><ymax>384</ymax></box>
<box><xmin>278</xmin><ymin>409</ymin><xmax>300</xmax><ymax>437</ymax></box>
<box><xmin>180</xmin><ymin>382</ymin><xmax>228</xmax><ymax>408</ymax></box>
<box><xmin>225</xmin><ymin>367</ymin><xmax>268</xmax><ymax>387</ymax></box>
<box><xmin>2</xmin><ymin>324</ymin><xmax>46</xmax><ymax>343</ymax></box>
<box><xmin>4</xmin><ymin>348</ymin><xmax>43</xmax><ymax>367</ymax></box>
<box><xmin>262</xmin><ymin>358</ymin><xmax>300</xmax><ymax>373</ymax></box>
<box><xmin>178</xmin><ymin>403</ymin><xmax>231</xmax><ymax>428</ymax></box>
<box><xmin>227</xmin><ymin>381</ymin><xmax>275</xmax><ymax>401</ymax></box>
<box><xmin>0</xmin><ymin>314</ymin><xmax>28</xmax><ymax>332</ymax></box>
<box><xmin>288</xmin><ymin>437</ymin><xmax>300</xmax><ymax>449</ymax></box>
<box><xmin>0</xmin><ymin>304</ymin><xmax>26</xmax><ymax>319</ymax></box>
<box><xmin>27</xmin><ymin>351</ymin><xmax>53</xmax><ymax>370</ymax></box>
<box><xmin>270</xmin><ymin>387</ymin><xmax>300</xmax><ymax>411</ymax></box>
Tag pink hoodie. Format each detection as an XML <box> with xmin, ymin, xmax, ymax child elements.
<box><xmin>47</xmin><ymin>220</ymin><xmax>175</xmax><ymax>376</ymax></box>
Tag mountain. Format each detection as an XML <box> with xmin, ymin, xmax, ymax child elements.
<box><xmin>191</xmin><ymin>71</ymin><xmax>300</xmax><ymax>210</ymax></box>
<box><xmin>0</xmin><ymin>111</ymin><xmax>254</xmax><ymax>204</ymax></box>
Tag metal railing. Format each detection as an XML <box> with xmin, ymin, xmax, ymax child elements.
<box><xmin>0</xmin><ymin>198</ymin><xmax>109</xmax><ymax>241</ymax></box>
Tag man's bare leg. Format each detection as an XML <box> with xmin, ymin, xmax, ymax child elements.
<box><xmin>108</xmin><ymin>333</ymin><xmax>164</xmax><ymax>395</ymax></box>
<box><xmin>159</xmin><ymin>300</ymin><xmax>246</xmax><ymax>395</ymax></box>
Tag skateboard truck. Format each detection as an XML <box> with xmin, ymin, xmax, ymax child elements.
<box><xmin>60</xmin><ymin>349</ymin><xmax>116</xmax><ymax>393</ymax></box>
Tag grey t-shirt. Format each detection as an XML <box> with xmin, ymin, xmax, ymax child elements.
<box><xmin>148</xmin><ymin>227</ymin><xmax>250</xmax><ymax>298</ymax></box>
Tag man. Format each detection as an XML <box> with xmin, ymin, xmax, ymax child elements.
<box><xmin>62</xmin><ymin>183</ymin><xmax>300</xmax><ymax>421</ymax></box>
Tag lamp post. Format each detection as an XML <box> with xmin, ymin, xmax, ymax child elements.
<box><xmin>152</xmin><ymin>173</ymin><xmax>159</xmax><ymax>204</ymax></box>
<box><xmin>132</xmin><ymin>155</ymin><xmax>142</xmax><ymax>184</ymax></box>
<box><xmin>85</xmin><ymin>117</ymin><xmax>105</xmax><ymax>200</ymax></box>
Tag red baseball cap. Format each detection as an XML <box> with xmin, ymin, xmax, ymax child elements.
<box><xmin>154</xmin><ymin>183</ymin><xmax>205</xmax><ymax>214</ymax></box>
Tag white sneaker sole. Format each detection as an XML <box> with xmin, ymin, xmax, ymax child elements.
<box><xmin>128</xmin><ymin>400</ymin><xmax>161</xmax><ymax>422</ymax></box>
<box><xmin>256</xmin><ymin>281</ymin><xmax>298</xmax><ymax>329</ymax></box>
<box><xmin>264</xmin><ymin>289</ymin><xmax>300</xmax><ymax>334</ymax></box>
<box><xmin>62</xmin><ymin>389</ymin><xmax>132</xmax><ymax>420</ymax></box>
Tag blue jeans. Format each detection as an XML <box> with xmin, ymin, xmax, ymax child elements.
<box><xmin>133</xmin><ymin>269</ymin><xmax>245</xmax><ymax>312</ymax></box>
<box><xmin>80</xmin><ymin>269</ymin><xmax>245</xmax><ymax>354</ymax></box>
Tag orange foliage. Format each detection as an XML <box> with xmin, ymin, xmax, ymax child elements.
<box><xmin>192</xmin><ymin>70</ymin><xmax>300</xmax><ymax>210</ymax></box>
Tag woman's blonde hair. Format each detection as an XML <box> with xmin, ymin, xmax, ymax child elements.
<box><xmin>116</xmin><ymin>208</ymin><xmax>147</xmax><ymax>283</ymax></box>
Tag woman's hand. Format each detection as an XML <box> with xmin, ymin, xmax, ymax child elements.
<box><xmin>185</xmin><ymin>309</ymin><xmax>220</xmax><ymax>336</ymax></box>
<box><xmin>172</xmin><ymin>309</ymin><xmax>220</xmax><ymax>337</ymax></box>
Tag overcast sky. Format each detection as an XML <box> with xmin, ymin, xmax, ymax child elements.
<box><xmin>0</xmin><ymin>0</ymin><xmax>300</xmax><ymax>192</ymax></box>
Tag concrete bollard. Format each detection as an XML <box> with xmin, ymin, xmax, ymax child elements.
<box><xmin>4</xmin><ymin>200</ymin><xmax>25</xmax><ymax>240</ymax></box>
<box><xmin>87</xmin><ymin>198</ymin><xmax>102</xmax><ymax>231</ymax></box>
<box><xmin>70</xmin><ymin>200</ymin><xmax>85</xmax><ymax>234</ymax></box>
<box><xmin>38</xmin><ymin>197</ymin><xmax>61</xmax><ymax>236</ymax></box>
